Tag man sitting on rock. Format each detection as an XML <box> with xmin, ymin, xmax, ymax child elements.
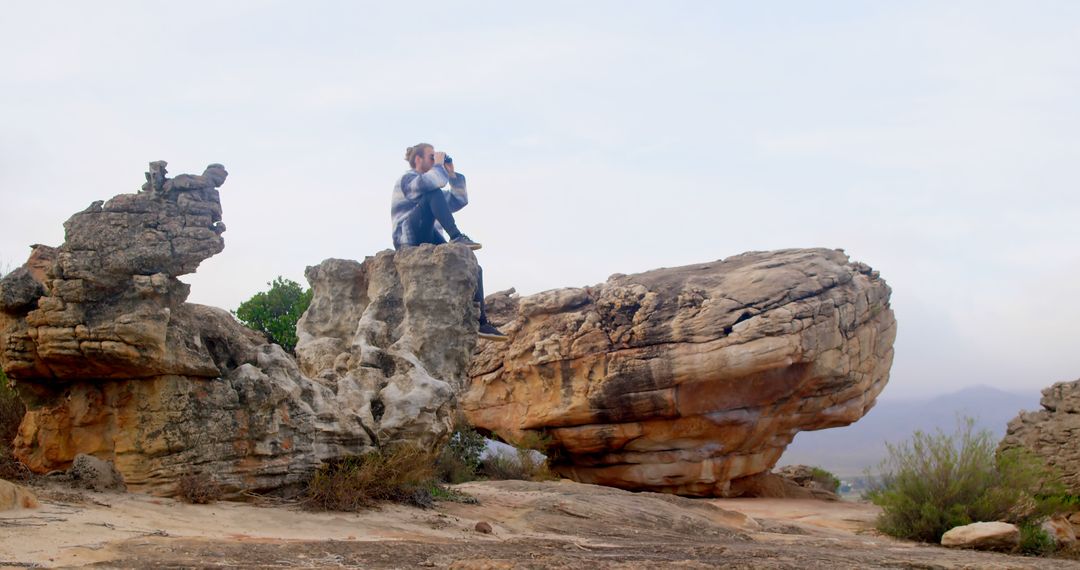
<box><xmin>392</xmin><ymin>143</ymin><xmax>507</xmax><ymax>341</ymax></box>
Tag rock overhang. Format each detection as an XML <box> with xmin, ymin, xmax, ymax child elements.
<box><xmin>461</xmin><ymin>248</ymin><xmax>896</xmax><ymax>497</ymax></box>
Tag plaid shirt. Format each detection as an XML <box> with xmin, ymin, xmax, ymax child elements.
<box><xmin>391</xmin><ymin>165</ymin><xmax>469</xmax><ymax>247</ymax></box>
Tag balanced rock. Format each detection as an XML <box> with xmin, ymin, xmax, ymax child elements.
<box><xmin>999</xmin><ymin>378</ymin><xmax>1080</xmax><ymax>494</ymax></box>
<box><xmin>0</xmin><ymin>162</ymin><xmax>478</xmax><ymax>497</ymax></box>
<box><xmin>940</xmin><ymin>521</ymin><xmax>1020</xmax><ymax>550</ymax></box>
<box><xmin>463</xmin><ymin>249</ymin><xmax>895</xmax><ymax>496</ymax></box>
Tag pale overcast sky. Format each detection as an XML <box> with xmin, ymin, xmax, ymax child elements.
<box><xmin>2</xmin><ymin>1</ymin><xmax>1077</xmax><ymax>399</ymax></box>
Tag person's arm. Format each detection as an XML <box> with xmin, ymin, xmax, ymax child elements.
<box><xmin>400</xmin><ymin>165</ymin><xmax>450</xmax><ymax>201</ymax></box>
<box><xmin>444</xmin><ymin>171</ymin><xmax>468</xmax><ymax>212</ymax></box>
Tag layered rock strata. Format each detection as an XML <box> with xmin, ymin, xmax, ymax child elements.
<box><xmin>0</xmin><ymin>162</ymin><xmax>478</xmax><ymax>496</ymax></box>
<box><xmin>463</xmin><ymin>249</ymin><xmax>896</xmax><ymax>497</ymax></box>
<box><xmin>999</xmin><ymin>378</ymin><xmax>1080</xmax><ymax>494</ymax></box>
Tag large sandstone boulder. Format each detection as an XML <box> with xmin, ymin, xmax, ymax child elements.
<box><xmin>0</xmin><ymin>162</ymin><xmax>479</xmax><ymax>497</ymax></box>
<box><xmin>999</xmin><ymin>378</ymin><xmax>1080</xmax><ymax>494</ymax></box>
<box><xmin>462</xmin><ymin>249</ymin><xmax>895</xmax><ymax>496</ymax></box>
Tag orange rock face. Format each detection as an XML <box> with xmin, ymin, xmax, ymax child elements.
<box><xmin>463</xmin><ymin>249</ymin><xmax>896</xmax><ymax>496</ymax></box>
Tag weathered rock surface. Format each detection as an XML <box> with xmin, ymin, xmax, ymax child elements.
<box><xmin>1042</xmin><ymin>514</ymin><xmax>1078</xmax><ymax>548</ymax></box>
<box><xmin>728</xmin><ymin>465</ymin><xmax>840</xmax><ymax>501</ymax></box>
<box><xmin>294</xmin><ymin>248</ymin><xmax>479</xmax><ymax>446</ymax></box>
<box><xmin>0</xmin><ymin>162</ymin><xmax>232</xmax><ymax>382</ymax></box>
<box><xmin>462</xmin><ymin>249</ymin><xmax>895</xmax><ymax>496</ymax></box>
<box><xmin>999</xmin><ymin>378</ymin><xmax>1080</xmax><ymax>494</ymax></box>
<box><xmin>940</xmin><ymin>521</ymin><xmax>1020</xmax><ymax>550</ymax></box>
<box><xmin>0</xmin><ymin>479</ymin><xmax>38</xmax><ymax>510</ymax></box>
<box><xmin>0</xmin><ymin>162</ymin><xmax>479</xmax><ymax>497</ymax></box>
<box><xmin>55</xmin><ymin>453</ymin><xmax>128</xmax><ymax>492</ymax></box>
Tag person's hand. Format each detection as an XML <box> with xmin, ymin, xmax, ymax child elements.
<box><xmin>434</xmin><ymin>151</ymin><xmax>446</xmax><ymax>166</ymax></box>
<box><xmin>445</xmin><ymin>160</ymin><xmax>456</xmax><ymax>179</ymax></box>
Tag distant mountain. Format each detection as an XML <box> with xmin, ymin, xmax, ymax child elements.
<box><xmin>778</xmin><ymin>385</ymin><xmax>1043</xmax><ymax>478</ymax></box>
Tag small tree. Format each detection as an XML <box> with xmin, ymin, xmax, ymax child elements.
<box><xmin>1</xmin><ymin>369</ymin><xmax>28</xmax><ymax>480</ymax></box>
<box><xmin>0</xmin><ymin>265</ymin><xmax>31</xmax><ymax>480</ymax></box>
<box><xmin>865</xmin><ymin>417</ymin><xmax>1065</xmax><ymax>544</ymax></box>
<box><xmin>234</xmin><ymin>277</ymin><xmax>313</xmax><ymax>353</ymax></box>
<box><xmin>1</xmin><ymin>369</ymin><xmax>24</xmax><ymax>444</ymax></box>
<box><xmin>436</xmin><ymin>422</ymin><xmax>487</xmax><ymax>484</ymax></box>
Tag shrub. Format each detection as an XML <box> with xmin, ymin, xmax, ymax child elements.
<box><xmin>0</xmin><ymin>370</ymin><xmax>24</xmax><ymax>446</ymax></box>
<box><xmin>481</xmin><ymin>431</ymin><xmax>556</xmax><ymax>482</ymax></box>
<box><xmin>1018</xmin><ymin>522</ymin><xmax>1057</xmax><ymax>556</ymax></box>
<box><xmin>436</xmin><ymin>423</ymin><xmax>487</xmax><ymax>484</ymax></box>
<box><xmin>429</xmin><ymin>483</ymin><xmax>479</xmax><ymax>504</ymax></box>
<box><xmin>234</xmin><ymin>277</ymin><xmax>312</xmax><ymax>353</ymax></box>
<box><xmin>305</xmin><ymin>444</ymin><xmax>437</xmax><ymax>511</ymax></box>
<box><xmin>177</xmin><ymin>472</ymin><xmax>224</xmax><ymax>504</ymax></box>
<box><xmin>866</xmin><ymin>417</ymin><xmax>1065</xmax><ymax>543</ymax></box>
<box><xmin>0</xmin><ymin>370</ymin><xmax>29</xmax><ymax>481</ymax></box>
<box><xmin>810</xmin><ymin>466</ymin><xmax>841</xmax><ymax>493</ymax></box>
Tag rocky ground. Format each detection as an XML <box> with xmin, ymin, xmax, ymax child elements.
<box><xmin>1</xmin><ymin>479</ymin><xmax>1074</xmax><ymax>569</ymax></box>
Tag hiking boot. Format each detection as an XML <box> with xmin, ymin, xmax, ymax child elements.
<box><xmin>450</xmin><ymin>234</ymin><xmax>482</xmax><ymax>250</ymax></box>
<box><xmin>478</xmin><ymin>321</ymin><xmax>509</xmax><ymax>342</ymax></box>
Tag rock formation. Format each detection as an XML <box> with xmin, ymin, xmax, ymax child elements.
<box><xmin>0</xmin><ymin>162</ymin><xmax>478</xmax><ymax>496</ymax></box>
<box><xmin>462</xmin><ymin>249</ymin><xmax>896</xmax><ymax>497</ymax></box>
<box><xmin>730</xmin><ymin>465</ymin><xmax>840</xmax><ymax>501</ymax></box>
<box><xmin>294</xmin><ymin>249</ymin><xmax>479</xmax><ymax>446</ymax></box>
<box><xmin>0</xmin><ymin>161</ymin><xmax>897</xmax><ymax>501</ymax></box>
<box><xmin>940</xmin><ymin>522</ymin><xmax>1020</xmax><ymax>551</ymax></box>
<box><xmin>999</xmin><ymin>378</ymin><xmax>1080</xmax><ymax>494</ymax></box>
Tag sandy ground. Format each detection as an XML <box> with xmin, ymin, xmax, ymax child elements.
<box><xmin>1</xmin><ymin>479</ymin><xmax>1075</xmax><ymax>569</ymax></box>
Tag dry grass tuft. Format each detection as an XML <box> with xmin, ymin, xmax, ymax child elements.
<box><xmin>305</xmin><ymin>444</ymin><xmax>438</xmax><ymax>511</ymax></box>
<box><xmin>177</xmin><ymin>472</ymin><xmax>224</xmax><ymax>504</ymax></box>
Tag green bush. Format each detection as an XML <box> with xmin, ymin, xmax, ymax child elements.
<box><xmin>436</xmin><ymin>423</ymin><xmax>487</xmax><ymax>484</ymax></box>
<box><xmin>1018</xmin><ymin>521</ymin><xmax>1057</xmax><ymax>556</ymax></box>
<box><xmin>428</xmin><ymin>483</ymin><xmax>478</xmax><ymax>504</ymax></box>
<box><xmin>0</xmin><ymin>266</ymin><xmax>30</xmax><ymax>481</ymax></box>
<box><xmin>0</xmin><ymin>370</ymin><xmax>23</xmax><ymax>443</ymax></box>
<box><xmin>234</xmin><ymin>276</ymin><xmax>312</xmax><ymax>353</ymax></box>
<box><xmin>481</xmin><ymin>431</ymin><xmax>556</xmax><ymax>482</ymax></box>
<box><xmin>810</xmin><ymin>466</ymin><xmax>841</xmax><ymax>493</ymax></box>
<box><xmin>305</xmin><ymin>445</ymin><xmax>438</xmax><ymax>511</ymax></box>
<box><xmin>866</xmin><ymin>417</ymin><xmax>1065</xmax><ymax>543</ymax></box>
<box><xmin>0</xmin><ymin>369</ymin><xmax>29</xmax><ymax>481</ymax></box>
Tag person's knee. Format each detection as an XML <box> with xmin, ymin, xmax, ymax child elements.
<box><xmin>419</xmin><ymin>188</ymin><xmax>446</xmax><ymax>205</ymax></box>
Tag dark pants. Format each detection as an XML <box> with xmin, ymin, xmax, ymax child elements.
<box><xmin>398</xmin><ymin>192</ymin><xmax>488</xmax><ymax>323</ymax></box>
<box><xmin>404</xmin><ymin>189</ymin><xmax>460</xmax><ymax>244</ymax></box>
